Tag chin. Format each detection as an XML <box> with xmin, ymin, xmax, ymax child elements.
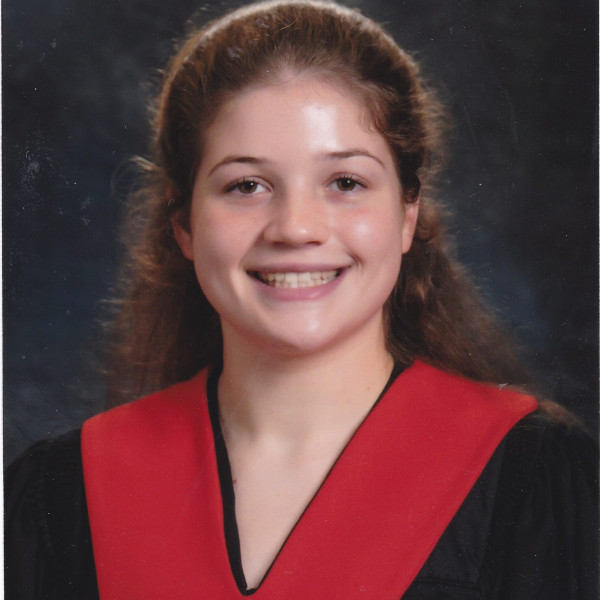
<box><xmin>255</xmin><ymin>331</ymin><xmax>334</xmax><ymax>358</ymax></box>
<box><xmin>221</xmin><ymin>304</ymin><xmax>387</xmax><ymax>360</ymax></box>
<box><xmin>251</xmin><ymin>319</ymin><xmax>378</xmax><ymax>360</ymax></box>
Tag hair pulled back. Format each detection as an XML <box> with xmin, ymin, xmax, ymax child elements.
<box><xmin>106</xmin><ymin>0</ymin><xmax>524</xmax><ymax>405</ymax></box>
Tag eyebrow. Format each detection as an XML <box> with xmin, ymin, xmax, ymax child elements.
<box><xmin>323</xmin><ymin>150</ymin><xmax>385</xmax><ymax>168</ymax></box>
<box><xmin>206</xmin><ymin>149</ymin><xmax>385</xmax><ymax>177</ymax></box>
<box><xmin>207</xmin><ymin>156</ymin><xmax>270</xmax><ymax>177</ymax></box>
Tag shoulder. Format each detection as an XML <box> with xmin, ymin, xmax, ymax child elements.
<box><xmin>408</xmin><ymin>361</ymin><xmax>596</xmax><ymax>482</ymax></box>
<box><xmin>83</xmin><ymin>369</ymin><xmax>210</xmax><ymax>438</ymax></box>
<box><xmin>5</xmin><ymin>429</ymin><xmax>84</xmax><ymax>516</ymax></box>
<box><xmin>407</xmin><ymin>410</ymin><xmax>598</xmax><ymax>599</ymax></box>
<box><xmin>5</xmin><ymin>428</ymin><xmax>87</xmax><ymax>544</ymax></box>
<box><xmin>490</xmin><ymin>411</ymin><xmax>598</xmax><ymax>597</ymax></box>
<box><xmin>494</xmin><ymin>410</ymin><xmax>598</xmax><ymax>540</ymax></box>
<box><xmin>505</xmin><ymin>409</ymin><xmax>598</xmax><ymax>486</ymax></box>
<box><xmin>5</xmin><ymin>429</ymin><xmax>98</xmax><ymax>599</ymax></box>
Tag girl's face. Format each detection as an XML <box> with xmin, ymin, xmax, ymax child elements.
<box><xmin>174</xmin><ymin>77</ymin><xmax>418</xmax><ymax>357</ymax></box>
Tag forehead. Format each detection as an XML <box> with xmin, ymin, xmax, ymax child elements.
<box><xmin>200</xmin><ymin>77</ymin><xmax>393</xmax><ymax>166</ymax></box>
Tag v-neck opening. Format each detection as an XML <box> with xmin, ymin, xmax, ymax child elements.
<box><xmin>206</xmin><ymin>363</ymin><xmax>406</xmax><ymax>596</ymax></box>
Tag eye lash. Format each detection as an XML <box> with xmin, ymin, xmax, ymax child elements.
<box><xmin>224</xmin><ymin>177</ymin><xmax>254</xmax><ymax>193</ymax></box>
<box><xmin>336</xmin><ymin>173</ymin><xmax>368</xmax><ymax>188</ymax></box>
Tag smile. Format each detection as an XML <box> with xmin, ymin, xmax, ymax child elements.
<box><xmin>252</xmin><ymin>269</ymin><xmax>342</xmax><ymax>289</ymax></box>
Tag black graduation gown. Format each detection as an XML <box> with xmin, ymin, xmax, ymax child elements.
<box><xmin>5</xmin><ymin>408</ymin><xmax>598</xmax><ymax>600</ymax></box>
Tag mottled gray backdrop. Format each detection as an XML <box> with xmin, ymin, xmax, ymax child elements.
<box><xmin>4</xmin><ymin>0</ymin><xmax>598</xmax><ymax>462</ymax></box>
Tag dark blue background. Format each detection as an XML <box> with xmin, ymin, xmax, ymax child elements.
<box><xmin>4</xmin><ymin>0</ymin><xmax>598</xmax><ymax>462</ymax></box>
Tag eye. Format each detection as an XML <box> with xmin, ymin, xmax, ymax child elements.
<box><xmin>332</xmin><ymin>174</ymin><xmax>367</xmax><ymax>193</ymax></box>
<box><xmin>226</xmin><ymin>178</ymin><xmax>267</xmax><ymax>195</ymax></box>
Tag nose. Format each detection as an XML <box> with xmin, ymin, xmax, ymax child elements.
<box><xmin>262</xmin><ymin>188</ymin><xmax>330</xmax><ymax>247</ymax></box>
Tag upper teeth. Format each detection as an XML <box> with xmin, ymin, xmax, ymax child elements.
<box><xmin>256</xmin><ymin>270</ymin><xmax>338</xmax><ymax>288</ymax></box>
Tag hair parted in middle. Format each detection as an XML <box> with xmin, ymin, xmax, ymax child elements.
<box><xmin>105</xmin><ymin>0</ymin><xmax>525</xmax><ymax>405</ymax></box>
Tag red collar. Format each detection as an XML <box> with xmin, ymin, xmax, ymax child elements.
<box><xmin>82</xmin><ymin>361</ymin><xmax>536</xmax><ymax>599</ymax></box>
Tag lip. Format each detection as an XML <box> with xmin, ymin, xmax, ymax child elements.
<box><xmin>247</xmin><ymin>263</ymin><xmax>350</xmax><ymax>273</ymax></box>
<box><xmin>247</xmin><ymin>264</ymin><xmax>350</xmax><ymax>301</ymax></box>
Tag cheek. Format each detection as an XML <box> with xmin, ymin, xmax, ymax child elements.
<box><xmin>188</xmin><ymin>210</ymin><xmax>233</xmax><ymax>283</ymax></box>
<box><xmin>191</xmin><ymin>203</ymin><xmax>235</xmax><ymax>256</ymax></box>
<box><xmin>344</xmin><ymin>204</ymin><xmax>405</xmax><ymax>263</ymax></box>
<box><xmin>191</xmin><ymin>228</ymin><xmax>224</xmax><ymax>270</ymax></box>
<box><xmin>189</xmin><ymin>205</ymin><xmax>257</xmax><ymax>290</ymax></box>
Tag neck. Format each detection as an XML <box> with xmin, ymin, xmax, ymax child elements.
<box><xmin>217</xmin><ymin>323</ymin><xmax>394</xmax><ymax>448</ymax></box>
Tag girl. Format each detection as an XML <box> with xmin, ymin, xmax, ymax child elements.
<box><xmin>6</xmin><ymin>2</ymin><xmax>597</xmax><ymax>598</ymax></box>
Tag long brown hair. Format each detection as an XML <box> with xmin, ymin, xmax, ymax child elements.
<box><xmin>105</xmin><ymin>0</ymin><xmax>526</xmax><ymax>406</ymax></box>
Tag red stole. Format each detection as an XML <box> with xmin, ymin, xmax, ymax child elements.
<box><xmin>82</xmin><ymin>361</ymin><xmax>537</xmax><ymax>599</ymax></box>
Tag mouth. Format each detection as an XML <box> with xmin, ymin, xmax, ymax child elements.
<box><xmin>250</xmin><ymin>269</ymin><xmax>343</xmax><ymax>289</ymax></box>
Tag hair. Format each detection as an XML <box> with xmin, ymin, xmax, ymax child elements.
<box><xmin>105</xmin><ymin>0</ymin><xmax>528</xmax><ymax>406</ymax></box>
